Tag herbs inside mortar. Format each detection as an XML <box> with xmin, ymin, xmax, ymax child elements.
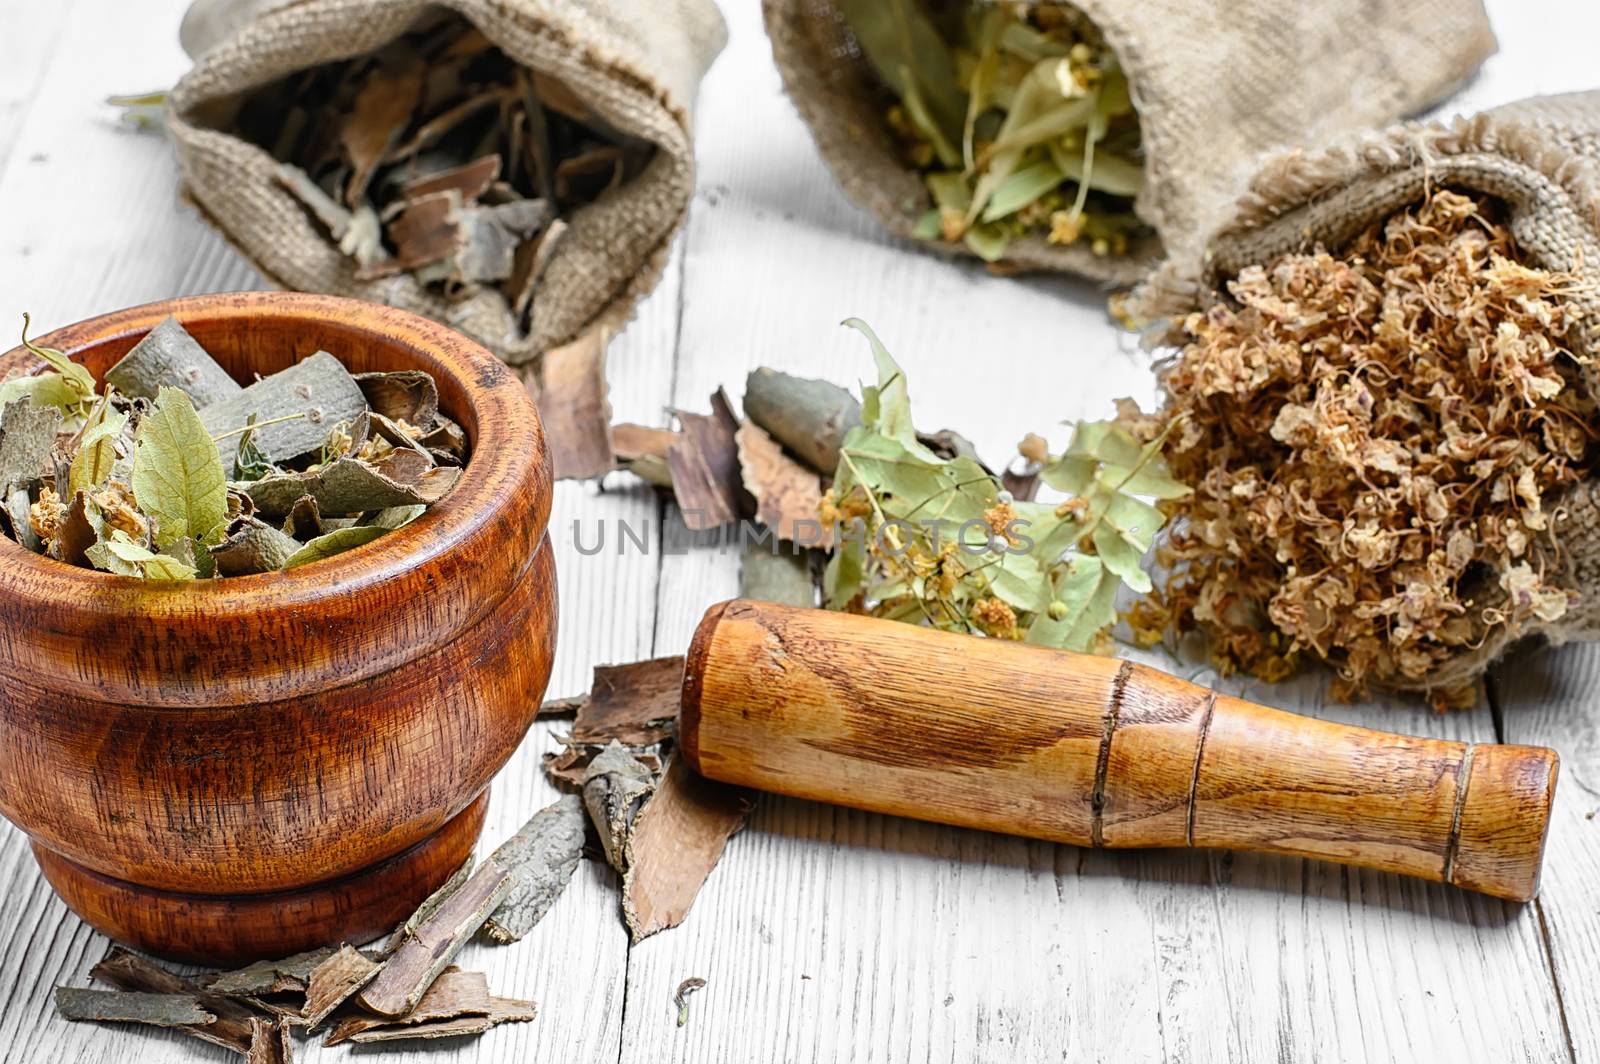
<box><xmin>0</xmin><ymin>315</ymin><xmax>466</xmax><ymax>581</ymax></box>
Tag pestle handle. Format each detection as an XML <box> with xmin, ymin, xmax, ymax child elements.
<box><xmin>680</xmin><ymin>599</ymin><xmax>1559</xmax><ymax>902</ymax></box>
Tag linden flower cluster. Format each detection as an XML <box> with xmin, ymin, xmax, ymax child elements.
<box><xmin>1139</xmin><ymin>190</ymin><xmax>1595</xmax><ymax>692</ymax></box>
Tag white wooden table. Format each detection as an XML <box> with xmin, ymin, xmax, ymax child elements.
<box><xmin>2</xmin><ymin>1</ymin><xmax>1599</xmax><ymax>1060</ymax></box>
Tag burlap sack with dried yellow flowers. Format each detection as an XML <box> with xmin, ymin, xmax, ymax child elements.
<box><xmin>1131</xmin><ymin>92</ymin><xmax>1600</xmax><ymax>693</ymax></box>
<box><xmin>167</xmin><ymin>0</ymin><xmax>726</xmax><ymax>365</ymax></box>
<box><xmin>763</xmin><ymin>0</ymin><xmax>1496</xmax><ymax>285</ymax></box>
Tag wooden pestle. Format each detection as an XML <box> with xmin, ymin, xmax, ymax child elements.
<box><xmin>680</xmin><ymin>599</ymin><xmax>1560</xmax><ymax>902</ymax></box>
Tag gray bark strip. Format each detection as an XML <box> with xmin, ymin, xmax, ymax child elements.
<box><xmin>481</xmin><ymin>795</ymin><xmax>588</xmax><ymax>945</ymax></box>
<box><xmin>742</xmin><ymin>367</ymin><xmax>861</xmax><ymax>474</ymax></box>
<box><xmin>54</xmin><ymin>987</ymin><xmax>216</xmax><ymax>1028</ymax></box>
<box><xmin>104</xmin><ymin>316</ymin><xmax>242</xmax><ymax>408</ymax></box>
<box><xmin>88</xmin><ymin>947</ymin><xmax>258</xmax><ymax>1054</ymax></box>
<box><xmin>199</xmin><ymin>351</ymin><xmax>368</xmax><ymax>472</ymax></box>
<box><xmin>0</xmin><ymin>398</ymin><xmax>61</xmax><ymax>497</ymax></box>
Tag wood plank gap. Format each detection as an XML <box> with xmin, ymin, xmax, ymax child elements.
<box><xmin>1185</xmin><ymin>690</ymin><xmax>1218</xmax><ymax>848</ymax></box>
<box><xmin>1535</xmin><ymin>897</ymin><xmax>1579</xmax><ymax>1064</ymax></box>
<box><xmin>1090</xmin><ymin>660</ymin><xmax>1133</xmax><ymax>848</ymax></box>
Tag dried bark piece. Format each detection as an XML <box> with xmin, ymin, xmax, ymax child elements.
<box><xmin>244</xmin><ymin>457</ymin><xmax>459</xmax><ymax>518</ymax></box>
<box><xmin>667</xmin><ymin>390</ymin><xmax>744</xmax><ymax>530</ymax></box>
<box><xmin>371</xmin><ymin>443</ymin><xmax>434</xmax><ymax>482</ymax></box>
<box><xmin>743</xmin><ymin>368</ymin><xmax>861</xmax><ymax>473</ymax></box>
<box><xmin>301</xmin><ymin>944</ymin><xmax>380</xmax><ymax>1028</ymax></box>
<box><xmin>342</xmin><ymin>996</ymin><xmax>536</xmax><ymax>1043</ymax></box>
<box><xmin>480</xmin><ymin>794</ymin><xmax>587</xmax><ymax>945</ymax></box>
<box><xmin>537</xmin><ymin>693</ymin><xmax>585</xmax><ymax>718</ymax></box>
<box><xmin>389</xmin><ymin>87</ymin><xmax>517</xmax><ymax>163</ymax></box>
<box><xmin>735</xmin><ymin>420</ymin><xmax>828</xmax><ymax>546</ymax></box>
<box><xmin>54</xmin><ymin>987</ymin><xmax>215</xmax><ymax>1028</ymax></box>
<box><xmin>210</xmin><ymin>514</ymin><xmax>304</xmax><ymax>575</ymax></box>
<box><xmin>342</xmin><ymin>63</ymin><xmax>425</xmax><ymax>206</ymax></box>
<box><xmin>623</xmin><ymin>757</ymin><xmax>753</xmax><ymax>941</ymax></box>
<box><xmin>0</xmin><ymin>399</ymin><xmax>62</xmax><ymax>497</ymax></box>
<box><xmin>383</xmin><ymin>190</ymin><xmax>463</xmax><ymax>272</ymax></box>
<box><xmin>323</xmin><ymin>968</ymin><xmax>490</xmax><ymax>1045</ymax></box>
<box><xmin>2</xmin><ymin>486</ymin><xmax>40</xmax><ymax>552</ymax></box>
<box><xmin>52</xmin><ymin>491</ymin><xmax>97</xmax><ymax>567</ymax></box>
<box><xmin>508</xmin><ymin>217</ymin><xmax>568</xmax><ymax>317</ymax></box>
<box><xmin>418</xmin><ymin>415</ymin><xmax>468</xmax><ymax>464</ymax></box>
<box><xmin>531</xmin><ymin>69</ymin><xmax>592</xmax><ymax>124</ymax></box>
<box><xmin>611</xmin><ymin>423</ymin><xmax>678</xmax><ymax>488</ymax></box>
<box><xmin>452</xmin><ymin>199</ymin><xmax>552</xmax><ymax>284</ymax></box>
<box><xmin>554</xmin><ymin>146</ymin><xmax>623</xmax><ymax>201</ymax></box>
<box><xmin>399</xmin><ymin>153</ymin><xmax>501</xmax><ymax>202</ymax></box>
<box><xmin>353</xmin><ymin>370</ymin><xmax>439</xmax><ymax>431</ymax></box>
<box><xmin>382</xmin><ymin>859</ymin><xmax>472</xmax><ymax>956</ymax></box>
<box><xmin>358</xmin><ymin>862</ymin><xmax>513</xmax><ymax>1018</ymax></box>
<box><xmin>104</xmin><ymin>316</ymin><xmax>242</xmax><ymax>408</ymax></box>
<box><xmin>571</xmin><ymin>656</ymin><xmax>684</xmax><ymax>746</ymax></box>
<box><xmin>245</xmin><ymin>1017</ymin><xmax>291</xmax><ymax>1064</ymax></box>
<box><xmin>275</xmin><ymin>163</ymin><xmax>354</xmax><ymax>242</ymax></box>
<box><xmin>582</xmin><ymin>743</ymin><xmax>658</xmax><ymax>873</ymax></box>
<box><xmin>284</xmin><ymin>495</ymin><xmax>322</xmax><ymax>540</ymax></box>
<box><xmin>534</xmin><ymin>329</ymin><xmax>612</xmax><ymax>481</ymax></box>
<box><xmin>544</xmin><ymin>744</ymin><xmax>659</xmax><ymax>789</ymax></box>
<box><xmin>740</xmin><ymin>543</ymin><xmax>816</xmax><ymax>607</ymax></box>
<box><xmin>90</xmin><ymin>947</ymin><xmax>257</xmax><ymax>1054</ymax></box>
<box><xmin>199</xmin><ymin>351</ymin><xmax>368</xmax><ymax>472</ymax></box>
<box><xmin>208</xmin><ymin>946</ymin><xmax>336</xmax><ymax>996</ymax></box>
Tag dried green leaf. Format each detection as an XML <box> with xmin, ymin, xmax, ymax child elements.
<box><xmin>1025</xmin><ymin>555</ymin><xmax>1119</xmax><ymax>652</ymax></box>
<box><xmin>69</xmin><ymin>405</ymin><xmax>127</xmax><ymax>497</ymax></box>
<box><xmin>87</xmin><ymin>531</ymin><xmax>198</xmax><ymax>582</ymax></box>
<box><xmin>20</xmin><ymin>313</ymin><xmax>96</xmax><ymax>403</ymax></box>
<box><xmin>282</xmin><ymin>524</ymin><xmax>390</xmax><ymax>569</ymax></box>
<box><xmin>132</xmin><ymin>387</ymin><xmax>228</xmax><ymax>550</ymax></box>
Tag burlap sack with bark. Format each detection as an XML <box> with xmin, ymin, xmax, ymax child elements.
<box><xmin>763</xmin><ymin>0</ymin><xmax>1496</xmax><ymax>285</ymax></box>
<box><xmin>167</xmin><ymin>0</ymin><xmax>727</xmax><ymax>365</ymax></box>
<box><xmin>1133</xmin><ymin>92</ymin><xmax>1600</xmax><ymax>690</ymax></box>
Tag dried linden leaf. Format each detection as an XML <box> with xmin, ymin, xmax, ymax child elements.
<box><xmin>131</xmin><ymin>387</ymin><xmax>228</xmax><ymax>550</ymax></box>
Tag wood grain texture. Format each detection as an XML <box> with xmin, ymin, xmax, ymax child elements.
<box><xmin>0</xmin><ymin>293</ymin><xmax>557</xmax><ymax>962</ymax></box>
<box><xmin>683</xmin><ymin>599</ymin><xmax>1557</xmax><ymax>901</ymax></box>
<box><xmin>3</xmin><ymin>0</ymin><xmax>1599</xmax><ymax>1059</ymax></box>
<box><xmin>33</xmin><ymin>795</ymin><xmax>483</xmax><ymax>966</ymax></box>
<box><xmin>1494</xmin><ymin>642</ymin><xmax>1600</xmax><ymax>1063</ymax></box>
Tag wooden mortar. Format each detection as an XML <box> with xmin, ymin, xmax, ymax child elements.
<box><xmin>0</xmin><ymin>293</ymin><xmax>556</xmax><ymax>963</ymax></box>
<box><xmin>682</xmin><ymin>600</ymin><xmax>1559</xmax><ymax>902</ymax></box>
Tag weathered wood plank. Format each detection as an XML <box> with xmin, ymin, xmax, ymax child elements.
<box><xmin>1493</xmin><ymin>643</ymin><xmax>1600</xmax><ymax>1064</ymax></box>
<box><xmin>0</xmin><ymin>3</ymin><xmax>681</xmax><ymax>1062</ymax></box>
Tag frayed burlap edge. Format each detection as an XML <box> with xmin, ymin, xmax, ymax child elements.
<box><xmin>1127</xmin><ymin>100</ymin><xmax>1600</xmax><ymax>692</ymax></box>
<box><xmin>168</xmin><ymin>0</ymin><xmax>727</xmax><ymax>365</ymax></box>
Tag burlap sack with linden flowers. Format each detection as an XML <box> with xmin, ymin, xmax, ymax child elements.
<box><xmin>763</xmin><ymin>0</ymin><xmax>1496</xmax><ymax>285</ymax></box>
<box><xmin>1128</xmin><ymin>92</ymin><xmax>1600</xmax><ymax>695</ymax></box>
<box><xmin>167</xmin><ymin>0</ymin><xmax>727</xmax><ymax>364</ymax></box>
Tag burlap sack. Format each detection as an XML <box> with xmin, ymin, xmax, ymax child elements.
<box><xmin>168</xmin><ymin>0</ymin><xmax>727</xmax><ymax>365</ymax></box>
<box><xmin>1133</xmin><ymin>92</ymin><xmax>1600</xmax><ymax>690</ymax></box>
<box><xmin>763</xmin><ymin>0</ymin><xmax>1496</xmax><ymax>285</ymax></box>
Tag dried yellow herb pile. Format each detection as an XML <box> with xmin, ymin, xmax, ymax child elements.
<box><xmin>1137</xmin><ymin>190</ymin><xmax>1596</xmax><ymax>693</ymax></box>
